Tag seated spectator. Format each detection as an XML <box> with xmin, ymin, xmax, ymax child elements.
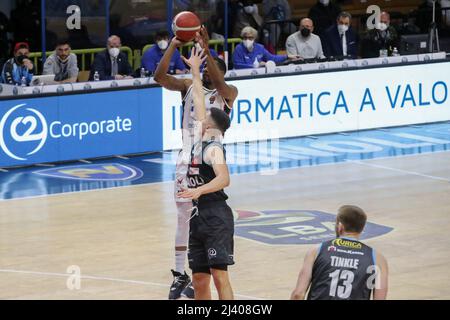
<box><xmin>1</xmin><ymin>42</ymin><xmax>35</xmax><ymax>86</ymax></box>
<box><xmin>322</xmin><ymin>12</ymin><xmax>359</xmax><ymax>58</ymax></box>
<box><xmin>232</xmin><ymin>26</ymin><xmax>288</xmax><ymax>69</ymax></box>
<box><xmin>231</xmin><ymin>0</ymin><xmax>264</xmax><ymax>38</ymax></box>
<box><xmin>89</xmin><ymin>35</ymin><xmax>133</xmax><ymax>81</ymax></box>
<box><xmin>141</xmin><ymin>31</ymin><xmax>187</xmax><ymax>75</ymax></box>
<box><xmin>286</xmin><ymin>18</ymin><xmax>325</xmax><ymax>60</ymax></box>
<box><xmin>361</xmin><ymin>12</ymin><xmax>399</xmax><ymax>58</ymax></box>
<box><xmin>262</xmin><ymin>0</ymin><xmax>297</xmax><ymax>50</ymax></box>
<box><xmin>43</xmin><ymin>39</ymin><xmax>79</xmax><ymax>83</ymax></box>
<box><xmin>308</xmin><ymin>0</ymin><xmax>342</xmax><ymax>40</ymax></box>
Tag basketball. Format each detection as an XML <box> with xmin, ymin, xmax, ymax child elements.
<box><xmin>172</xmin><ymin>11</ymin><xmax>201</xmax><ymax>42</ymax></box>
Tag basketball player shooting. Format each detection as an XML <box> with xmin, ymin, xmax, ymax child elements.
<box><xmin>291</xmin><ymin>205</ymin><xmax>389</xmax><ymax>300</ymax></box>
<box><xmin>178</xmin><ymin>46</ymin><xmax>234</xmax><ymax>300</ymax></box>
<box><xmin>154</xmin><ymin>25</ymin><xmax>238</xmax><ymax>300</ymax></box>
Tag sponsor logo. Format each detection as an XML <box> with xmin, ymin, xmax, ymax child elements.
<box><xmin>208</xmin><ymin>248</ymin><xmax>217</xmax><ymax>258</ymax></box>
<box><xmin>0</xmin><ymin>103</ymin><xmax>133</xmax><ymax>161</ymax></box>
<box><xmin>34</xmin><ymin>163</ymin><xmax>143</xmax><ymax>181</ymax></box>
<box><xmin>332</xmin><ymin>238</ymin><xmax>363</xmax><ymax>249</ymax></box>
<box><xmin>234</xmin><ymin>210</ymin><xmax>393</xmax><ymax>245</ymax></box>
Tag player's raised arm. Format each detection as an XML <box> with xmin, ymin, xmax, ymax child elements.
<box><xmin>182</xmin><ymin>47</ymin><xmax>207</xmax><ymax>122</ymax></box>
<box><xmin>291</xmin><ymin>246</ymin><xmax>318</xmax><ymax>300</ymax></box>
<box><xmin>154</xmin><ymin>38</ymin><xmax>190</xmax><ymax>92</ymax></box>
<box><xmin>197</xmin><ymin>27</ymin><xmax>238</xmax><ymax>103</ymax></box>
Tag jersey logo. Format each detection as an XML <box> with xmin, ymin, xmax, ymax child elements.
<box><xmin>233</xmin><ymin>210</ymin><xmax>393</xmax><ymax>245</ymax></box>
<box><xmin>332</xmin><ymin>238</ymin><xmax>363</xmax><ymax>249</ymax></box>
<box><xmin>209</xmin><ymin>95</ymin><xmax>216</xmax><ymax>104</ymax></box>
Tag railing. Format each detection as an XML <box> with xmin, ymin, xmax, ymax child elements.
<box><xmin>29</xmin><ymin>47</ymin><xmax>134</xmax><ymax>71</ymax></box>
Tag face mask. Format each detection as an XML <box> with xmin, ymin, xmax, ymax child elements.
<box><xmin>320</xmin><ymin>0</ymin><xmax>330</xmax><ymax>6</ymax></box>
<box><xmin>378</xmin><ymin>22</ymin><xmax>388</xmax><ymax>32</ymax></box>
<box><xmin>244</xmin><ymin>5</ymin><xmax>255</xmax><ymax>14</ymax></box>
<box><xmin>157</xmin><ymin>40</ymin><xmax>168</xmax><ymax>50</ymax></box>
<box><xmin>338</xmin><ymin>24</ymin><xmax>349</xmax><ymax>34</ymax></box>
<box><xmin>109</xmin><ymin>47</ymin><xmax>120</xmax><ymax>58</ymax></box>
<box><xmin>243</xmin><ymin>39</ymin><xmax>254</xmax><ymax>50</ymax></box>
<box><xmin>301</xmin><ymin>28</ymin><xmax>311</xmax><ymax>38</ymax></box>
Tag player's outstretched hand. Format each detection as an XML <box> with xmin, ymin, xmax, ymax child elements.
<box><xmin>177</xmin><ymin>188</ymin><xmax>202</xmax><ymax>200</ymax></box>
<box><xmin>171</xmin><ymin>37</ymin><xmax>186</xmax><ymax>48</ymax></box>
<box><xmin>181</xmin><ymin>46</ymin><xmax>206</xmax><ymax>72</ymax></box>
<box><xmin>195</xmin><ymin>26</ymin><xmax>210</xmax><ymax>53</ymax></box>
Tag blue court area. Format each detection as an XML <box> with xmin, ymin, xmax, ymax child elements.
<box><xmin>1</xmin><ymin>122</ymin><xmax>450</xmax><ymax>201</ymax></box>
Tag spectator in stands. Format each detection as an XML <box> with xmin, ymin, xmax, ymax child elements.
<box><xmin>322</xmin><ymin>12</ymin><xmax>359</xmax><ymax>58</ymax></box>
<box><xmin>1</xmin><ymin>42</ymin><xmax>35</xmax><ymax>86</ymax></box>
<box><xmin>262</xmin><ymin>0</ymin><xmax>297</xmax><ymax>51</ymax></box>
<box><xmin>416</xmin><ymin>0</ymin><xmax>443</xmax><ymax>33</ymax></box>
<box><xmin>308</xmin><ymin>0</ymin><xmax>342</xmax><ymax>40</ymax></box>
<box><xmin>286</xmin><ymin>18</ymin><xmax>325</xmax><ymax>60</ymax></box>
<box><xmin>43</xmin><ymin>40</ymin><xmax>79</xmax><ymax>83</ymax></box>
<box><xmin>232</xmin><ymin>26</ymin><xmax>289</xmax><ymax>69</ymax></box>
<box><xmin>141</xmin><ymin>31</ymin><xmax>187</xmax><ymax>75</ymax></box>
<box><xmin>361</xmin><ymin>12</ymin><xmax>399</xmax><ymax>58</ymax></box>
<box><xmin>89</xmin><ymin>35</ymin><xmax>133</xmax><ymax>81</ymax></box>
<box><xmin>231</xmin><ymin>0</ymin><xmax>264</xmax><ymax>38</ymax></box>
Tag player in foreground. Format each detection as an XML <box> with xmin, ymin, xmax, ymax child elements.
<box><xmin>154</xmin><ymin>26</ymin><xmax>237</xmax><ymax>299</ymax></box>
<box><xmin>178</xmin><ymin>46</ymin><xmax>234</xmax><ymax>300</ymax></box>
<box><xmin>291</xmin><ymin>205</ymin><xmax>389</xmax><ymax>300</ymax></box>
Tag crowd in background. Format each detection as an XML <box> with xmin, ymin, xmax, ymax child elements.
<box><xmin>0</xmin><ymin>0</ymin><xmax>449</xmax><ymax>85</ymax></box>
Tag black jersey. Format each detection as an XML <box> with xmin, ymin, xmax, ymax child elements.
<box><xmin>187</xmin><ymin>140</ymin><xmax>228</xmax><ymax>207</ymax></box>
<box><xmin>308</xmin><ymin>237</ymin><xmax>377</xmax><ymax>300</ymax></box>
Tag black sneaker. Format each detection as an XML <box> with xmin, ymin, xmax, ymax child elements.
<box><xmin>180</xmin><ymin>281</ymin><xmax>195</xmax><ymax>299</ymax></box>
<box><xmin>169</xmin><ymin>270</ymin><xmax>190</xmax><ymax>300</ymax></box>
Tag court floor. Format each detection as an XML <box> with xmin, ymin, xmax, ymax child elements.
<box><xmin>1</xmin><ymin>123</ymin><xmax>450</xmax><ymax>299</ymax></box>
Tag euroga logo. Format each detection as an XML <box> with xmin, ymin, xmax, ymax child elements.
<box><xmin>0</xmin><ymin>103</ymin><xmax>133</xmax><ymax>161</ymax></box>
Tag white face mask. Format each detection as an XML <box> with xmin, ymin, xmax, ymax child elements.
<box><xmin>320</xmin><ymin>0</ymin><xmax>330</xmax><ymax>6</ymax></box>
<box><xmin>109</xmin><ymin>47</ymin><xmax>120</xmax><ymax>58</ymax></box>
<box><xmin>157</xmin><ymin>40</ymin><xmax>168</xmax><ymax>50</ymax></box>
<box><xmin>338</xmin><ymin>24</ymin><xmax>349</xmax><ymax>34</ymax></box>
<box><xmin>377</xmin><ymin>22</ymin><xmax>388</xmax><ymax>32</ymax></box>
<box><xmin>244</xmin><ymin>5</ymin><xmax>255</xmax><ymax>14</ymax></box>
<box><xmin>243</xmin><ymin>39</ymin><xmax>254</xmax><ymax>50</ymax></box>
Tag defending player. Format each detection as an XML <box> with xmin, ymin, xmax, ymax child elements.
<box><xmin>154</xmin><ymin>26</ymin><xmax>238</xmax><ymax>299</ymax></box>
<box><xmin>291</xmin><ymin>205</ymin><xmax>389</xmax><ymax>300</ymax></box>
<box><xmin>178</xmin><ymin>46</ymin><xmax>234</xmax><ymax>300</ymax></box>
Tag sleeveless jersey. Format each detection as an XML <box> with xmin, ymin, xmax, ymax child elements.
<box><xmin>181</xmin><ymin>85</ymin><xmax>231</xmax><ymax>146</ymax></box>
<box><xmin>187</xmin><ymin>140</ymin><xmax>228</xmax><ymax>206</ymax></box>
<box><xmin>308</xmin><ymin>237</ymin><xmax>376</xmax><ymax>300</ymax></box>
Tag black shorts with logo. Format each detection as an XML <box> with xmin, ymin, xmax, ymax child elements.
<box><xmin>188</xmin><ymin>201</ymin><xmax>235</xmax><ymax>273</ymax></box>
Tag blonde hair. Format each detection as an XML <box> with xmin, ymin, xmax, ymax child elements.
<box><xmin>241</xmin><ymin>26</ymin><xmax>258</xmax><ymax>39</ymax></box>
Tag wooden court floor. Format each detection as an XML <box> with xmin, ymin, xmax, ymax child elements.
<box><xmin>1</xmin><ymin>151</ymin><xmax>450</xmax><ymax>300</ymax></box>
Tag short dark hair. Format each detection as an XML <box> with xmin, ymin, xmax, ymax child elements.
<box><xmin>209</xmin><ymin>108</ymin><xmax>231</xmax><ymax>134</ymax></box>
<box><xmin>338</xmin><ymin>11</ymin><xmax>352</xmax><ymax>21</ymax></box>
<box><xmin>214</xmin><ymin>57</ymin><xmax>227</xmax><ymax>74</ymax></box>
<box><xmin>55</xmin><ymin>39</ymin><xmax>71</xmax><ymax>48</ymax></box>
<box><xmin>156</xmin><ymin>30</ymin><xmax>170</xmax><ymax>40</ymax></box>
<box><xmin>337</xmin><ymin>205</ymin><xmax>367</xmax><ymax>233</ymax></box>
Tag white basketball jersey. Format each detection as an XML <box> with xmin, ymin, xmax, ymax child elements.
<box><xmin>181</xmin><ymin>84</ymin><xmax>230</xmax><ymax>145</ymax></box>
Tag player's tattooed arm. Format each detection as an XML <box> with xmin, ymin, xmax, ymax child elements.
<box><xmin>182</xmin><ymin>47</ymin><xmax>207</xmax><ymax>122</ymax></box>
<box><xmin>197</xmin><ymin>26</ymin><xmax>238</xmax><ymax>105</ymax></box>
<box><xmin>154</xmin><ymin>37</ymin><xmax>191</xmax><ymax>92</ymax></box>
<box><xmin>291</xmin><ymin>246</ymin><xmax>318</xmax><ymax>300</ymax></box>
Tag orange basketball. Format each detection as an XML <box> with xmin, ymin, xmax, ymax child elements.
<box><xmin>172</xmin><ymin>11</ymin><xmax>201</xmax><ymax>42</ymax></box>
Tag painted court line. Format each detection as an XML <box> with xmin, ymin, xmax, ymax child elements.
<box><xmin>348</xmin><ymin>160</ymin><xmax>450</xmax><ymax>183</ymax></box>
<box><xmin>0</xmin><ymin>269</ymin><xmax>263</xmax><ymax>300</ymax></box>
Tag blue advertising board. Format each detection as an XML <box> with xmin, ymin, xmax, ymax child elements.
<box><xmin>0</xmin><ymin>87</ymin><xmax>163</xmax><ymax>167</ymax></box>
